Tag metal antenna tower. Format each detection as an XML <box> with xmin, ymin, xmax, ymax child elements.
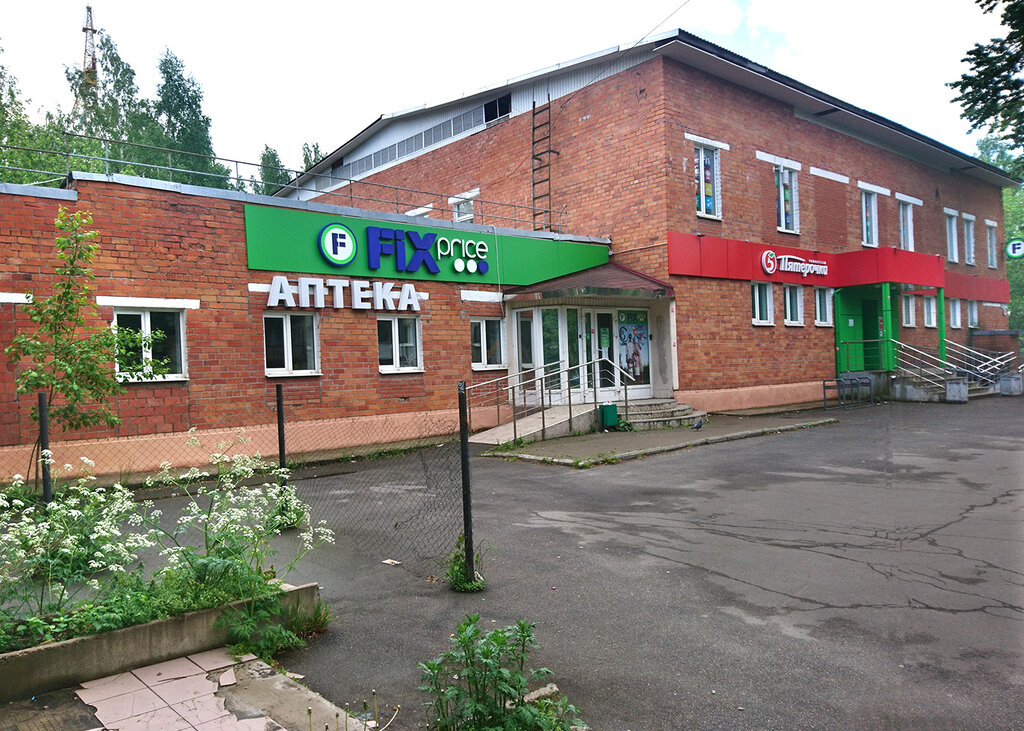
<box><xmin>72</xmin><ymin>5</ymin><xmax>98</xmax><ymax>114</ymax></box>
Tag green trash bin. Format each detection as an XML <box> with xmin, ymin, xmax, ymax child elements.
<box><xmin>599</xmin><ymin>403</ymin><xmax>618</xmax><ymax>429</ymax></box>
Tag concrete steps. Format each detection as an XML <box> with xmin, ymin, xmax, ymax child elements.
<box><xmin>621</xmin><ymin>399</ymin><xmax>706</xmax><ymax>431</ymax></box>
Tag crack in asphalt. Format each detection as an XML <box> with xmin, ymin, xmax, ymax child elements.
<box><xmin>524</xmin><ymin>490</ymin><xmax>1024</xmax><ymax>619</ymax></box>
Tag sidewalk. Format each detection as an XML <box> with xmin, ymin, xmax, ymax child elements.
<box><xmin>2</xmin><ymin>648</ymin><xmax>369</xmax><ymax>731</ymax></box>
<box><xmin>484</xmin><ymin>410</ymin><xmax>838</xmax><ymax>467</ymax></box>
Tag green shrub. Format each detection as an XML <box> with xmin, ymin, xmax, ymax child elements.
<box><xmin>418</xmin><ymin>614</ymin><xmax>584</xmax><ymax>730</ymax></box>
<box><xmin>444</xmin><ymin>533</ymin><xmax>485</xmax><ymax>593</ymax></box>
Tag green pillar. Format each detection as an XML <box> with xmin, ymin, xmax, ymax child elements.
<box><xmin>937</xmin><ymin>287</ymin><xmax>946</xmax><ymax>362</ymax></box>
<box><xmin>880</xmin><ymin>282</ymin><xmax>896</xmax><ymax>371</ymax></box>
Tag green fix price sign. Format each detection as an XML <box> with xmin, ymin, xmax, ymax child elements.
<box><xmin>1006</xmin><ymin>238</ymin><xmax>1024</xmax><ymax>260</ymax></box>
<box><xmin>245</xmin><ymin>205</ymin><xmax>609</xmax><ymax>286</ymax></box>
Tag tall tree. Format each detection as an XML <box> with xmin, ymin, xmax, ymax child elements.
<box><xmin>154</xmin><ymin>50</ymin><xmax>230</xmax><ymax>188</ymax></box>
<box><xmin>302</xmin><ymin>142</ymin><xmax>323</xmax><ymax>170</ymax></box>
<box><xmin>0</xmin><ymin>49</ymin><xmax>70</xmax><ymax>186</ymax></box>
<box><xmin>950</xmin><ymin>0</ymin><xmax>1024</xmax><ymax>174</ymax></box>
<box><xmin>977</xmin><ymin>136</ymin><xmax>1024</xmax><ymax>330</ymax></box>
<box><xmin>257</xmin><ymin>144</ymin><xmax>290</xmax><ymax>195</ymax></box>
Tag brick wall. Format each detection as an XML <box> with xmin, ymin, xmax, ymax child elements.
<box><xmin>0</xmin><ymin>182</ymin><xmax>503</xmax><ymax>447</ymax></box>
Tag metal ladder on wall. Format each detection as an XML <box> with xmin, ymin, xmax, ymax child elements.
<box><xmin>531</xmin><ymin>97</ymin><xmax>556</xmax><ymax>231</ymax></box>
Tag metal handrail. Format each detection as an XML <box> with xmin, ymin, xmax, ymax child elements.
<box><xmin>1</xmin><ymin>134</ymin><xmax>569</xmax><ymax>232</ymax></box>
<box><xmin>464</xmin><ymin>356</ymin><xmax>636</xmax><ymax>441</ymax></box>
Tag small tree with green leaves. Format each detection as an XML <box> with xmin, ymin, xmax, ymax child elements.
<box><xmin>5</xmin><ymin>207</ymin><xmax>155</xmax><ymax>484</ymax></box>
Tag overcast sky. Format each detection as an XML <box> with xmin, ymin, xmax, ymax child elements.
<box><xmin>0</xmin><ymin>0</ymin><xmax>1006</xmax><ymax>172</ymax></box>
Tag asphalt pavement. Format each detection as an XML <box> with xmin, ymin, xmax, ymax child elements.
<box><xmin>281</xmin><ymin>397</ymin><xmax>1024</xmax><ymax>730</ymax></box>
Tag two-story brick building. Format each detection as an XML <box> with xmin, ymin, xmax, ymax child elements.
<box><xmin>0</xmin><ymin>29</ymin><xmax>1016</xmax><ymax>478</ymax></box>
<box><xmin>285</xmin><ymin>29</ymin><xmax>1016</xmax><ymax>410</ymax></box>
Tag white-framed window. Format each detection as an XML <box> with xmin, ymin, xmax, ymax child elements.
<box><xmin>814</xmin><ymin>287</ymin><xmax>834</xmax><ymax>327</ymax></box>
<box><xmin>378</xmin><ymin>315</ymin><xmax>422</xmax><ymax>372</ymax></box>
<box><xmin>113</xmin><ymin>309</ymin><xmax>187</xmax><ymax>381</ymax></box>
<box><xmin>775</xmin><ymin>166</ymin><xmax>799</xmax><ymax>233</ymax></box>
<box><xmin>898</xmin><ymin>201</ymin><xmax>914</xmax><ymax>251</ymax></box>
<box><xmin>471</xmin><ymin>318</ymin><xmax>505</xmax><ymax>369</ymax></box>
<box><xmin>449</xmin><ymin>188</ymin><xmax>479</xmax><ymax>223</ymax></box>
<box><xmin>967</xmin><ymin>300</ymin><xmax>979</xmax><ymax>328</ymax></box>
<box><xmin>861</xmin><ymin>191</ymin><xmax>878</xmax><ymax>247</ymax></box>
<box><xmin>751</xmin><ymin>282</ymin><xmax>773</xmax><ymax>325</ymax></box>
<box><xmin>986</xmin><ymin>220</ymin><xmax>998</xmax><ymax>268</ymax></box>
<box><xmin>963</xmin><ymin>214</ymin><xmax>976</xmax><ymax>265</ymax></box>
<box><xmin>264</xmin><ymin>313</ymin><xmax>319</xmax><ymax>376</ymax></box>
<box><xmin>945</xmin><ymin>209</ymin><xmax>959</xmax><ymax>263</ymax></box>
<box><xmin>923</xmin><ymin>296</ymin><xmax>937</xmax><ymax>328</ymax></box>
<box><xmin>694</xmin><ymin>144</ymin><xmax>722</xmax><ymax>218</ymax></box>
<box><xmin>949</xmin><ymin>298</ymin><xmax>962</xmax><ymax>329</ymax></box>
<box><xmin>901</xmin><ymin>295</ymin><xmax>916</xmax><ymax>327</ymax></box>
<box><xmin>783</xmin><ymin>284</ymin><xmax>804</xmax><ymax>326</ymax></box>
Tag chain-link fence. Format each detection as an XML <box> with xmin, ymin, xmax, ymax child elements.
<box><xmin>1</xmin><ymin>384</ymin><xmax>468</xmax><ymax>573</ymax></box>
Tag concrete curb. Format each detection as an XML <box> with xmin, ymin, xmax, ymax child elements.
<box><xmin>0</xmin><ymin>582</ymin><xmax>320</xmax><ymax>703</ymax></box>
<box><xmin>501</xmin><ymin>418</ymin><xmax>838</xmax><ymax>468</ymax></box>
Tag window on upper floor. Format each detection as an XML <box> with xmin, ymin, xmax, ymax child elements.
<box><xmin>484</xmin><ymin>94</ymin><xmax>511</xmax><ymax>125</ymax></box>
<box><xmin>923</xmin><ymin>296</ymin><xmax>937</xmax><ymax>328</ymax></box>
<box><xmin>949</xmin><ymin>298</ymin><xmax>962</xmax><ymax>329</ymax></box>
<box><xmin>775</xmin><ymin>166</ymin><xmax>799</xmax><ymax>233</ymax></box>
<box><xmin>945</xmin><ymin>210</ymin><xmax>959</xmax><ymax>262</ymax></box>
<box><xmin>688</xmin><ymin>134</ymin><xmax>729</xmax><ymax>219</ymax></box>
<box><xmin>114</xmin><ymin>309</ymin><xmax>187</xmax><ymax>381</ymax></box>
<box><xmin>751</xmin><ymin>282</ymin><xmax>774</xmax><ymax>325</ymax></box>
<box><xmin>986</xmin><ymin>221</ymin><xmax>998</xmax><ymax>268</ymax></box>
<box><xmin>963</xmin><ymin>214</ymin><xmax>976</xmax><ymax>265</ymax></box>
<box><xmin>901</xmin><ymin>295</ymin><xmax>916</xmax><ymax>327</ymax></box>
<box><xmin>967</xmin><ymin>300</ymin><xmax>979</xmax><ymax>328</ymax></box>
<box><xmin>861</xmin><ymin>191</ymin><xmax>878</xmax><ymax>247</ymax></box>
<box><xmin>899</xmin><ymin>202</ymin><xmax>914</xmax><ymax>251</ymax></box>
<box><xmin>264</xmin><ymin>313</ymin><xmax>318</xmax><ymax>376</ymax></box>
<box><xmin>471</xmin><ymin>318</ymin><xmax>505</xmax><ymax>369</ymax></box>
<box><xmin>450</xmin><ymin>188</ymin><xmax>479</xmax><ymax>223</ymax></box>
<box><xmin>814</xmin><ymin>287</ymin><xmax>834</xmax><ymax>327</ymax></box>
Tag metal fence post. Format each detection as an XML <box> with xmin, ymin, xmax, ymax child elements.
<box><xmin>276</xmin><ymin>384</ymin><xmax>287</xmax><ymax>469</ymax></box>
<box><xmin>457</xmin><ymin>381</ymin><xmax>475</xmax><ymax>579</ymax></box>
<box><xmin>38</xmin><ymin>392</ymin><xmax>52</xmax><ymax>504</ymax></box>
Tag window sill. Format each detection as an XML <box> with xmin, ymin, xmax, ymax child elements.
<box><xmin>472</xmin><ymin>364</ymin><xmax>508</xmax><ymax>371</ymax></box>
<box><xmin>266</xmin><ymin>371</ymin><xmax>322</xmax><ymax>378</ymax></box>
<box><xmin>965</xmin><ymin>261</ymin><xmax>976</xmax><ymax>267</ymax></box>
<box><xmin>751</xmin><ymin>320</ymin><xmax>774</xmax><ymax>327</ymax></box>
<box><xmin>118</xmin><ymin>374</ymin><xmax>189</xmax><ymax>384</ymax></box>
<box><xmin>902</xmin><ymin>324</ymin><xmax>916</xmax><ymax>328</ymax></box>
<box><xmin>379</xmin><ymin>367</ymin><xmax>425</xmax><ymax>375</ymax></box>
<box><xmin>784</xmin><ymin>321</ymin><xmax>805</xmax><ymax>327</ymax></box>
<box><xmin>924</xmin><ymin>325</ymin><xmax>937</xmax><ymax>329</ymax></box>
<box><xmin>814</xmin><ymin>322</ymin><xmax>834</xmax><ymax>328</ymax></box>
<box><xmin>776</xmin><ymin>228</ymin><xmax>800</xmax><ymax>236</ymax></box>
<box><xmin>861</xmin><ymin>241</ymin><xmax>879</xmax><ymax>248</ymax></box>
<box><xmin>696</xmin><ymin>212</ymin><xmax>722</xmax><ymax>222</ymax></box>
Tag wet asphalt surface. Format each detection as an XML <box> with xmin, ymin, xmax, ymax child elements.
<box><xmin>279</xmin><ymin>398</ymin><xmax>1024</xmax><ymax>730</ymax></box>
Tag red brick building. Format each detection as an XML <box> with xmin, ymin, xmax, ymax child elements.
<box><xmin>0</xmin><ymin>30</ymin><xmax>1017</xmax><ymax>477</ymax></box>
<box><xmin>287</xmin><ymin>29</ymin><xmax>1016</xmax><ymax>410</ymax></box>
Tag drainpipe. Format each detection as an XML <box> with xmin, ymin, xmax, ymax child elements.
<box><xmin>937</xmin><ymin>287</ymin><xmax>947</xmax><ymax>363</ymax></box>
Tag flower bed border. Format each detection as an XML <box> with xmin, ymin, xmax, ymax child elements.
<box><xmin>0</xmin><ymin>582</ymin><xmax>319</xmax><ymax>703</ymax></box>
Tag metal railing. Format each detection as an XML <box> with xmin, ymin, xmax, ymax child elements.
<box><xmin>892</xmin><ymin>341</ymin><xmax>954</xmax><ymax>389</ymax></box>
<box><xmin>839</xmin><ymin>338</ymin><xmax>1018</xmax><ymax>390</ymax></box>
<box><xmin>0</xmin><ymin>133</ymin><xmax>569</xmax><ymax>232</ymax></box>
<box><xmin>465</xmin><ymin>357</ymin><xmax>636</xmax><ymax>441</ymax></box>
<box><xmin>944</xmin><ymin>339</ymin><xmax>1019</xmax><ymax>385</ymax></box>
